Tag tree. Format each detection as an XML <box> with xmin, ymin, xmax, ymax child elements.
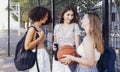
<box><xmin>11</xmin><ymin>0</ymin><xmax>102</xmax><ymax>26</ymax></box>
<box><xmin>116</xmin><ymin>0</ymin><xmax>120</xmax><ymax>5</ymax></box>
<box><xmin>54</xmin><ymin>0</ymin><xmax>102</xmax><ymax>23</ymax></box>
<box><xmin>11</xmin><ymin>0</ymin><xmax>52</xmax><ymax>21</ymax></box>
<box><xmin>11</xmin><ymin>0</ymin><xmax>38</xmax><ymax>22</ymax></box>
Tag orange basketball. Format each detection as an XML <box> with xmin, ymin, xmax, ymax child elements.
<box><xmin>57</xmin><ymin>45</ymin><xmax>76</xmax><ymax>64</ymax></box>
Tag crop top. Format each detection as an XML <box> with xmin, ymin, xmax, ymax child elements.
<box><xmin>76</xmin><ymin>43</ymin><xmax>101</xmax><ymax>61</ymax></box>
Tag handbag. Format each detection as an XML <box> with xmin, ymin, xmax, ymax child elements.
<box><xmin>14</xmin><ymin>26</ymin><xmax>39</xmax><ymax>71</ymax></box>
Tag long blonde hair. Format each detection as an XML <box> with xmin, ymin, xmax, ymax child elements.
<box><xmin>87</xmin><ymin>13</ymin><xmax>104</xmax><ymax>54</ymax></box>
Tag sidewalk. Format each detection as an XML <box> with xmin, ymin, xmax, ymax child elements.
<box><xmin>0</xmin><ymin>56</ymin><xmax>28</xmax><ymax>72</ymax></box>
<box><xmin>0</xmin><ymin>29</ymin><xmax>28</xmax><ymax>72</ymax></box>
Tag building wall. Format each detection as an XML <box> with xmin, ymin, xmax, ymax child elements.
<box><xmin>0</xmin><ymin>0</ymin><xmax>19</xmax><ymax>30</ymax></box>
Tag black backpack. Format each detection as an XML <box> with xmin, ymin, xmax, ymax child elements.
<box><xmin>97</xmin><ymin>46</ymin><xmax>116</xmax><ymax>72</ymax></box>
<box><xmin>14</xmin><ymin>26</ymin><xmax>39</xmax><ymax>71</ymax></box>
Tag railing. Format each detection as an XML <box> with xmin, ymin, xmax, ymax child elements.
<box><xmin>109</xmin><ymin>0</ymin><xmax>120</xmax><ymax>72</ymax></box>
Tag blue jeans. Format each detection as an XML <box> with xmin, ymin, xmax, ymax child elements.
<box><xmin>69</xmin><ymin>62</ymin><xmax>77</xmax><ymax>72</ymax></box>
<box><xmin>76</xmin><ymin>65</ymin><xmax>98</xmax><ymax>72</ymax></box>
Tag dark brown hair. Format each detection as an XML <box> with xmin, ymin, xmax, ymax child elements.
<box><xmin>60</xmin><ymin>6</ymin><xmax>79</xmax><ymax>24</ymax></box>
<box><xmin>28</xmin><ymin>6</ymin><xmax>52</xmax><ymax>24</ymax></box>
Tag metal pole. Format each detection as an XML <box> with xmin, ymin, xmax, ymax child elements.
<box><xmin>51</xmin><ymin>0</ymin><xmax>53</xmax><ymax>23</ymax></box>
<box><xmin>8</xmin><ymin>0</ymin><xmax>10</xmax><ymax>56</ymax></box>
<box><xmin>53</xmin><ymin>0</ymin><xmax>55</xmax><ymax>29</ymax></box>
<box><xmin>51</xmin><ymin>0</ymin><xmax>54</xmax><ymax>66</ymax></box>
<box><xmin>18</xmin><ymin>2</ymin><xmax>20</xmax><ymax>36</ymax></box>
<box><xmin>102</xmin><ymin>0</ymin><xmax>109</xmax><ymax>47</ymax></box>
<box><xmin>38</xmin><ymin>0</ymin><xmax>40</xmax><ymax>6</ymax></box>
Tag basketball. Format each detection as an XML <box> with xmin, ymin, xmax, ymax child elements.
<box><xmin>57</xmin><ymin>45</ymin><xmax>76</xmax><ymax>64</ymax></box>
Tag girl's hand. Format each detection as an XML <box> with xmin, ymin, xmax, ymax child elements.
<box><xmin>59</xmin><ymin>55</ymin><xmax>73</xmax><ymax>65</ymax></box>
<box><xmin>36</xmin><ymin>29</ymin><xmax>45</xmax><ymax>43</ymax></box>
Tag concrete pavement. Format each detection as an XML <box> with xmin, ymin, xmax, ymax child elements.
<box><xmin>0</xmin><ymin>56</ymin><xmax>22</xmax><ymax>72</ymax></box>
<box><xmin>0</xmin><ymin>29</ymin><xmax>28</xmax><ymax>72</ymax></box>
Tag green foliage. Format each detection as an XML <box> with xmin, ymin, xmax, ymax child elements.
<box><xmin>116</xmin><ymin>0</ymin><xmax>120</xmax><ymax>5</ymax></box>
<box><xmin>11</xmin><ymin>0</ymin><xmax>51</xmax><ymax>22</ymax></box>
<box><xmin>54</xmin><ymin>0</ymin><xmax>102</xmax><ymax>23</ymax></box>
<box><xmin>11</xmin><ymin>0</ymin><xmax>102</xmax><ymax>23</ymax></box>
<box><xmin>11</xmin><ymin>0</ymin><xmax>38</xmax><ymax>22</ymax></box>
<box><xmin>20</xmin><ymin>0</ymin><xmax>38</xmax><ymax>22</ymax></box>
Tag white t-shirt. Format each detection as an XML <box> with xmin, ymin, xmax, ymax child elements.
<box><xmin>54</xmin><ymin>23</ymin><xmax>80</xmax><ymax>47</ymax></box>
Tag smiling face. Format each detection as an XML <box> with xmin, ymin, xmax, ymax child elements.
<box><xmin>81</xmin><ymin>14</ymin><xmax>90</xmax><ymax>32</ymax></box>
<box><xmin>63</xmin><ymin>10</ymin><xmax>74</xmax><ymax>24</ymax></box>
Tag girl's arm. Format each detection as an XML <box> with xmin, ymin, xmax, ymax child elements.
<box><xmin>62</xmin><ymin>37</ymin><xmax>96</xmax><ymax>66</ymax></box>
<box><xmin>73</xmin><ymin>38</ymin><xmax>95</xmax><ymax>66</ymax></box>
<box><xmin>24</xmin><ymin>27</ymin><xmax>44</xmax><ymax>50</ymax></box>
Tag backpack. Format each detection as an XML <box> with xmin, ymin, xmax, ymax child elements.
<box><xmin>97</xmin><ymin>46</ymin><xmax>116</xmax><ymax>72</ymax></box>
<box><xmin>14</xmin><ymin>26</ymin><xmax>39</xmax><ymax>71</ymax></box>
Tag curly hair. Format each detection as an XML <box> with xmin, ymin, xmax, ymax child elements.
<box><xmin>28</xmin><ymin>6</ymin><xmax>52</xmax><ymax>24</ymax></box>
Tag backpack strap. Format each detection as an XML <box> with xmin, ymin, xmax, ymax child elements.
<box><xmin>29</xmin><ymin>26</ymin><xmax>40</xmax><ymax>72</ymax></box>
<box><xmin>29</xmin><ymin>26</ymin><xmax>39</xmax><ymax>50</ymax></box>
<box><xmin>29</xmin><ymin>26</ymin><xmax>38</xmax><ymax>32</ymax></box>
